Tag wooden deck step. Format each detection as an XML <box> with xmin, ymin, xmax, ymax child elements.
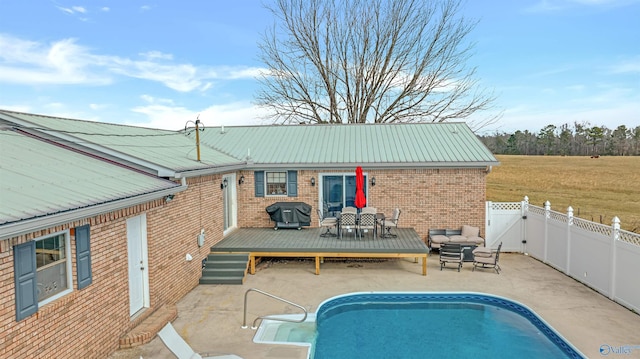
<box><xmin>200</xmin><ymin>253</ymin><xmax>249</xmax><ymax>285</ymax></box>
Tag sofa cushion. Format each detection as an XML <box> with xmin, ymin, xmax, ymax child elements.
<box><xmin>430</xmin><ymin>235</ymin><xmax>450</xmax><ymax>244</ymax></box>
<box><xmin>473</xmin><ymin>247</ymin><xmax>493</xmax><ymax>258</ymax></box>
<box><xmin>448</xmin><ymin>235</ymin><xmax>466</xmax><ymax>243</ymax></box>
<box><xmin>461</xmin><ymin>225</ymin><xmax>479</xmax><ymax>238</ymax></box>
<box><xmin>466</xmin><ymin>236</ymin><xmax>485</xmax><ymax>245</ymax></box>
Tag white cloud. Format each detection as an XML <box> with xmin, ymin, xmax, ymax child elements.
<box><xmin>524</xmin><ymin>0</ymin><xmax>640</xmax><ymax>12</ymax></box>
<box><xmin>101</xmin><ymin>7</ymin><xmax>110</xmax><ymax>12</ymax></box>
<box><xmin>0</xmin><ymin>34</ymin><xmax>263</xmax><ymax>91</ymax></box>
<box><xmin>56</xmin><ymin>5</ymin><xmax>87</xmax><ymax>16</ymax></box>
<box><xmin>129</xmin><ymin>101</ymin><xmax>268</xmax><ymax>130</ymax></box>
<box><xmin>140</xmin><ymin>51</ymin><xmax>174</xmax><ymax>61</ymax></box>
<box><xmin>609</xmin><ymin>57</ymin><xmax>640</xmax><ymax>74</ymax></box>
<box><xmin>139</xmin><ymin>95</ymin><xmax>175</xmax><ymax>106</ymax></box>
<box><xmin>0</xmin><ymin>35</ymin><xmax>111</xmax><ymax>85</ymax></box>
<box><xmin>89</xmin><ymin>103</ymin><xmax>108</xmax><ymax>110</ymax></box>
<box><xmin>110</xmin><ymin>59</ymin><xmax>204</xmax><ymax>92</ymax></box>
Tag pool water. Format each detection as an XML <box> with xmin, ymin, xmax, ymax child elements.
<box><xmin>313</xmin><ymin>293</ymin><xmax>584</xmax><ymax>359</ymax></box>
<box><xmin>272</xmin><ymin>321</ymin><xmax>315</xmax><ymax>343</ymax></box>
<box><xmin>253</xmin><ymin>314</ymin><xmax>316</xmax><ymax>346</ymax></box>
<box><xmin>253</xmin><ymin>292</ymin><xmax>585</xmax><ymax>359</ymax></box>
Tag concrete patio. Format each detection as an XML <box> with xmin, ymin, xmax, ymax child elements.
<box><xmin>110</xmin><ymin>253</ymin><xmax>640</xmax><ymax>359</ymax></box>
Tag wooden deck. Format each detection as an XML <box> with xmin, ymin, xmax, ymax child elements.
<box><xmin>211</xmin><ymin>227</ymin><xmax>430</xmax><ymax>275</ymax></box>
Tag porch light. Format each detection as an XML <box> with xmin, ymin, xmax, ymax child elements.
<box><xmin>164</xmin><ymin>194</ymin><xmax>175</xmax><ymax>202</ymax></box>
<box><xmin>221</xmin><ymin>178</ymin><xmax>228</xmax><ymax>189</ymax></box>
<box><xmin>371</xmin><ymin>177</ymin><xmax>376</xmax><ymax>186</ymax></box>
<box><xmin>311</xmin><ymin>177</ymin><xmax>316</xmax><ymax>186</ymax></box>
<box><xmin>239</xmin><ymin>175</ymin><xmax>245</xmax><ymax>185</ymax></box>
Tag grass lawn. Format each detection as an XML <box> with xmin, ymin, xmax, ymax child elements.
<box><xmin>486</xmin><ymin>155</ymin><xmax>640</xmax><ymax>233</ymax></box>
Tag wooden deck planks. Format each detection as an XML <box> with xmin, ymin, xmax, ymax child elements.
<box><xmin>211</xmin><ymin>227</ymin><xmax>429</xmax><ymax>275</ymax></box>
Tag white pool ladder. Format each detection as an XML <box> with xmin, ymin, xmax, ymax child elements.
<box><xmin>242</xmin><ymin>288</ymin><xmax>308</xmax><ymax>329</ymax></box>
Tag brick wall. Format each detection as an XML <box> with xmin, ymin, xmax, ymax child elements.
<box><xmin>237</xmin><ymin>170</ymin><xmax>318</xmax><ymax>228</ymax></box>
<box><xmin>0</xmin><ymin>175</ymin><xmax>226</xmax><ymax>359</ymax></box>
<box><xmin>236</xmin><ymin>168</ymin><xmax>487</xmax><ymax>240</ymax></box>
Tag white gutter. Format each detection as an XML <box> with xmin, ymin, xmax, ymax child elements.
<box><xmin>0</xmin><ymin>185</ymin><xmax>187</xmax><ymax>241</ymax></box>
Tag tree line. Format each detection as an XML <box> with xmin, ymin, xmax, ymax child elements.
<box><xmin>479</xmin><ymin>122</ymin><xmax>640</xmax><ymax>156</ymax></box>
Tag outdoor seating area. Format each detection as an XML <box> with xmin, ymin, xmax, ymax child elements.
<box><xmin>428</xmin><ymin>225</ymin><xmax>485</xmax><ymax>251</ymax></box>
<box><xmin>325</xmin><ymin>206</ymin><xmax>401</xmax><ymax>240</ymax></box>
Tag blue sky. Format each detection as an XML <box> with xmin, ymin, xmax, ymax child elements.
<box><xmin>0</xmin><ymin>1</ymin><xmax>638</xmax><ymax>134</ymax></box>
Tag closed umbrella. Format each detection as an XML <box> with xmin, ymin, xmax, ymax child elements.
<box><xmin>354</xmin><ymin>166</ymin><xmax>366</xmax><ymax>209</ymax></box>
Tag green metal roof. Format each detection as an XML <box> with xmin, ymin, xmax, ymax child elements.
<box><xmin>0</xmin><ymin>110</ymin><xmax>244</xmax><ymax>175</ymax></box>
<box><xmin>0</xmin><ymin>129</ymin><xmax>181</xmax><ymax>227</ymax></box>
<box><xmin>197</xmin><ymin>122</ymin><xmax>498</xmax><ymax>169</ymax></box>
<box><xmin>0</xmin><ymin>109</ymin><xmax>498</xmax><ymax>174</ymax></box>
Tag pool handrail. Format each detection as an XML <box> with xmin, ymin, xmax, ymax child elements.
<box><xmin>242</xmin><ymin>288</ymin><xmax>308</xmax><ymax>329</ymax></box>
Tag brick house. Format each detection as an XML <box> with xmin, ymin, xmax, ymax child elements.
<box><xmin>0</xmin><ymin>110</ymin><xmax>498</xmax><ymax>358</ymax></box>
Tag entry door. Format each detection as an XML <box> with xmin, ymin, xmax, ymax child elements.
<box><xmin>223</xmin><ymin>174</ymin><xmax>237</xmax><ymax>235</ymax></box>
<box><xmin>127</xmin><ymin>214</ymin><xmax>149</xmax><ymax>316</ymax></box>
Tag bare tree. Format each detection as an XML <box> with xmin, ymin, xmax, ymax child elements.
<box><xmin>255</xmin><ymin>0</ymin><xmax>496</xmax><ymax>127</ymax></box>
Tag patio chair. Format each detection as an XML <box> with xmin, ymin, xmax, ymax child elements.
<box><xmin>472</xmin><ymin>242</ymin><xmax>502</xmax><ymax>274</ymax></box>
<box><xmin>157</xmin><ymin>322</ymin><xmax>243</xmax><ymax>359</ymax></box>
<box><xmin>379</xmin><ymin>208</ymin><xmax>401</xmax><ymax>238</ymax></box>
<box><xmin>340</xmin><ymin>207</ymin><xmax>358</xmax><ymax>239</ymax></box>
<box><xmin>317</xmin><ymin>208</ymin><xmax>337</xmax><ymax>237</ymax></box>
<box><xmin>358</xmin><ymin>207</ymin><xmax>377</xmax><ymax>240</ymax></box>
<box><xmin>439</xmin><ymin>243</ymin><xmax>463</xmax><ymax>272</ymax></box>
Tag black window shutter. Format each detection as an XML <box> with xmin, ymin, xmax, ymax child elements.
<box><xmin>75</xmin><ymin>224</ymin><xmax>92</xmax><ymax>290</ymax></box>
<box><xmin>14</xmin><ymin>241</ymin><xmax>38</xmax><ymax>321</ymax></box>
<box><xmin>287</xmin><ymin>170</ymin><xmax>298</xmax><ymax>197</ymax></box>
<box><xmin>254</xmin><ymin>171</ymin><xmax>265</xmax><ymax>197</ymax></box>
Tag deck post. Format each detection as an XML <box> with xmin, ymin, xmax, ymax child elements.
<box><xmin>422</xmin><ymin>255</ymin><xmax>427</xmax><ymax>276</ymax></box>
<box><xmin>250</xmin><ymin>256</ymin><xmax>256</xmax><ymax>275</ymax></box>
<box><xmin>315</xmin><ymin>256</ymin><xmax>320</xmax><ymax>275</ymax></box>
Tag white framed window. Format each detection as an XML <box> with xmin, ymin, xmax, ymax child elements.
<box><xmin>35</xmin><ymin>231</ymin><xmax>72</xmax><ymax>304</ymax></box>
<box><xmin>266</xmin><ymin>171</ymin><xmax>287</xmax><ymax>195</ymax></box>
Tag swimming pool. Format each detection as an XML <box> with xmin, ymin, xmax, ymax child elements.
<box><xmin>254</xmin><ymin>292</ymin><xmax>585</xmax><ymax>359</ymax></box>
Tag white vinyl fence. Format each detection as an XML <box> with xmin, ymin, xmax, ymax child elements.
<box><xmin>486</xmin><ymin>197</ymin><xmax>640</xmax><ymax>313</ymax></box>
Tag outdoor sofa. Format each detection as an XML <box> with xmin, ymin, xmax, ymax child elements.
<box><xmin>428</xmin><ymin>225</ymin><xmax>485</xmax><ymax>251</ymax></box>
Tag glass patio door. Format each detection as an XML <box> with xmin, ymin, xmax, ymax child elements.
<box><xmin>321</xmin><ymin>174</ymin><xmax>367</xmax><ymax>216</ymax></box>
